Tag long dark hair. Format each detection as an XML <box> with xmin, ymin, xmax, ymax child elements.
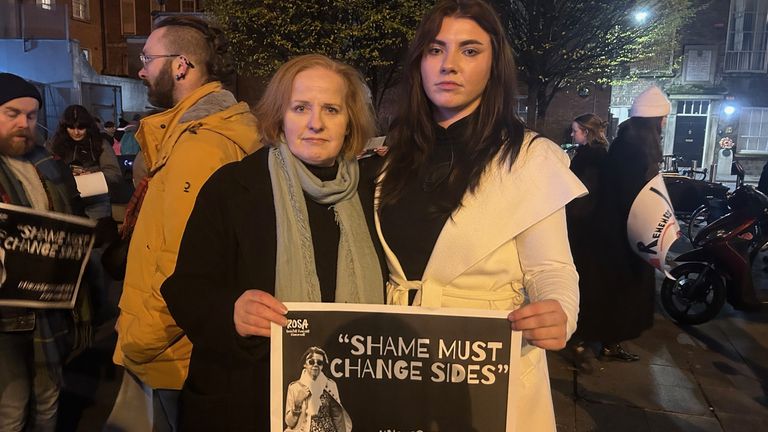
<box><xmin>610</xmin><ymin>116</ymin><xmax>664</xmax><ymax>180</ymax></box>
<box><xmin>379</xmin><ymin>0</ymin><xmax>526</xmax><ymax>213</ymax></box>
<box><xmin>50</xmin><ymin>105</ymin><xmax>104</xmax><ymax>162</ymax></box>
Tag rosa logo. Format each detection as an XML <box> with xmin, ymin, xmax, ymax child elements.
<box><xmin>285</xmin><ymin>318</ymin><xmax>310</xmax><ymax>336</ymax></box>
<box><xmin>286</xmin><ymin>318</ymin><xmax>309</xmax><ymax>330</ymax></box>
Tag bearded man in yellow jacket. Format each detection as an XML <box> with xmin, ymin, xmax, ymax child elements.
<box><xmin>111</xmin><ymin>16</ymin><xmax>260</xmax><ymax>431</ymax></box>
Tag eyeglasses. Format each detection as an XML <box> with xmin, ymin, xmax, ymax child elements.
<box><xmin>139</xmin><ymin>53</ymin><xmax>180</xmax><ymax>66</ymax></box>
<box><xmin>306</xmin><ymin>359</ymin><xmax>324</xmax><ymax>367</ymax></box>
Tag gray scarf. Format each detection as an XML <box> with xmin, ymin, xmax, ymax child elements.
<box><xmin>268</xmin><ymin>144</ymin><xmax>383</xmax><ymax>304</ymax></box>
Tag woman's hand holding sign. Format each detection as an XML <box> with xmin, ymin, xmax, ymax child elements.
<box><xmin>234</xmin><ymin>289</ymin><xmax>288</xmax><ymax>337</ymax></box>
<box><xmin>508</xmin><ymin>299</ymin><xmax>568</xmax><ymax>350</ymax></box>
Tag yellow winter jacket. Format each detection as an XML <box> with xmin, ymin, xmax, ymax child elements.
<box><xmin>113</xmin><ymin>82</ymin><xmax>260</xmax><ymax>389</ymax></box>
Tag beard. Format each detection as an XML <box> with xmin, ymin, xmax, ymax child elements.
<box><xmin>144</xmin><ymin>60</ymin><xmax>176</xmax><ymax>109</ymax></box>
<box><xmin>0</xmin><ymin>128</ymin><xmax>36</xmax><ymax>157</ymax></box>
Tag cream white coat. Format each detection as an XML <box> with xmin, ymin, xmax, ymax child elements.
<box><xmin>377</xmin><ymin>133</ymin><xmax>587</xmax><ymax>431</ymax></box>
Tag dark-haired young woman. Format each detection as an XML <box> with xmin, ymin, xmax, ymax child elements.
<box><xmin>591</xmin><ymin>87</ymin><xmax>672</xmax><ymax>362</ymax></box>
<box><xmin>376</xmin><ymin>1</ymin><xmax>586</xmax><ymax>429</ymax></box>
<box><xmin>49</xmin><ymin>104</ymin><xmax>121</xmax><ymax>219</ymax></box>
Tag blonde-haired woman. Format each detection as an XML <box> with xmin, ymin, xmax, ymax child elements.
<box><xmin>570</xmin><ymin>113</ymin><xmax>609</xmax><ymax>148</ymax></box>
<box><xmin>565</xmin><ymin>113</ymin><xmax>632</xmax><ymax>369</ymax></box>
<box><xmin>162</xmin><ymin>54</ymin><xmax>385</xmax><ymax>431</ymax></box>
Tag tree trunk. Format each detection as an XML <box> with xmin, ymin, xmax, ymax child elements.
<box><xmin>537</xmin><ymin>83</ymin><xmax>549</xmax><ymax>119</ymax></box>
<box><xmin>526</xmin><ymin>80</ymin><xmax>539</xmax><ymax>127</ymax></box>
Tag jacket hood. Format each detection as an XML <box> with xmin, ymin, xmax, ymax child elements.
<box><xmin>137</xmin><ymin>82</ymin><xmax>259</xmax><ymax>172</ymax></box>
<box><xmin>179</xmin><ymin>90</ymin><xmax>237</xmax><ymax>123</ymax></box>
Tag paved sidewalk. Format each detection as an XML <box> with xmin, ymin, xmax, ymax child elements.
<box><xmin>551</xmin><ymin>301</ymin><xmax>768</xmax><ymax>431</ymax></box>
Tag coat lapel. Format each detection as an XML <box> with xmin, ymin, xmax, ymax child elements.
<box><xmin>423</xmin><ymin>134</ymin><xmax>587</xmax><ymax>285</ymax></box>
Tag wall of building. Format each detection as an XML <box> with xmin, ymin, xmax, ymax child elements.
<box><xmin>69</xmin><ymin>0</ymin><xmax>105</xmax><ymax>72</ymax></box>
<box><xmin>80</xmin><ymin>52</ymin><xmax>149</xmax><ymax>113</ymax></box>
<box><xmin>700</xmin><ymin>0</ymin><xmax>768</xmax><ymax>181</ymax></box>
<box><xmin>0</xmin><ymin>39</ymin><xmax>74</xmax><ymax>84</ymax></box>
<box><xmin>0</xmin><ymin>0</ymin><xmax>70</xmax><ymax>39</ymax></box>
<box><xmin>101</xmin><ymin>0</ymin><xmax>156</xmax><ymax>76</ymax></box>
<box><xmin>607</xmin><ymin>0</ymin><xmax>768</xmax><ymax>186</ymax></box>
<box><xmin>0</xmin><ymin>0</ymin><xmax>20</xmax><ymax>38</ymax></box>
<box><xmin>102</xmin><ymin>0</ymin><xmax>201</xmax><ymax>76</ymax></box>
<box><xmin>0</xmin><ymin>37</ymin><xmax>147</xmax><ymax>132</ymax></box>
<box><xmin>0</xmin><ymin>38</ymin><xmax>77</xmax><ymax>131</ymax></box>
<box><xmin>103</xmin><ymin>0</ymin><xmax>128</xmax><ymax>76</ymax></box>
<box><xmin>533</xmin><ymin>84</ymin><xmax>612</xmax><ymax>143</ymax></box>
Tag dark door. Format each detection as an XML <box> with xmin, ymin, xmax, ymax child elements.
<box><xmin>673</xmin><ymin>116</ymin><xmax>707</xmax><ymax>167</ymax></box>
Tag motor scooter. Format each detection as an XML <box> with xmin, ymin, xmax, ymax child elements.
<box><xmin>661</xmin><ymin>162</ymin><xmax>768</xmax><ymax>324</ymax></box>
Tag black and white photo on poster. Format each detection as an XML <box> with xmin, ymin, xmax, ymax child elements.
<box><xmin>271</xmin><ymin>303</ymin><xmax>521</xmax><ymax>432</ymax></box>
<box><xmin>0</xmin><ymin>202</ymin><xmax>95</xmax><ymax>309</ymax></box>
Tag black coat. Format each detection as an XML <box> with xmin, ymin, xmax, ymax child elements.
<box><xmin>566</xmin><ymin>144</ymin><xmax>612</xmax><ymax>341</ymax></box>
<box><xmin>578</xmin><ymin>121</ymin><xmax>659</xmax><ymax>343</ymax></box>
<box><xmin>161</xmin><ymin>148</ymin><xmax>386</xmax><ymax>431</ymax></box>
<box><xmin>758</xmin><ymin>161</ymin><xmax>768</xmax><ymax>196</ymax></box>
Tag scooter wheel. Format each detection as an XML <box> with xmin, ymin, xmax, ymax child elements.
<box><xmin>660</xmin><ymin>262</ymin><xmax>726</xmax><ymax>325</ymax></box>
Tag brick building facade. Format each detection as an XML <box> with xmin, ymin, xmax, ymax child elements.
<box><xmin>611</xmin><ymin>0</ymin><xmax>768</xmax><ymax>186</ymax></box>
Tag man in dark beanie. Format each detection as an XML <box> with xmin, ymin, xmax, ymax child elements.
<box><xmin>0</xmin><ymin>72</ymin><xmax>43</xmax><ymax>157</ymax></box>
<box><xmin>0</xmin><ymin>72</ymin><xmax>88</xmax><ymax>431</ymax></box>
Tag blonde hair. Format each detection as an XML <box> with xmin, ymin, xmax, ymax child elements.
<box><xmin>254</xmin><ymin>54</ymin><xmax>375</xmax><ymax>160</ymax></box>
<box><xmin>573</xmin><ymin>113</ymin><xmax>609</xmax><ymax>148</ymax></box>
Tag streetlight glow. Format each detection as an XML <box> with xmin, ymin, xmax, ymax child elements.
<box><xmin>634</xmin><ymin>11</ymin><xmax>649</xmax><ymax>24</ymax></box>
<box><xmin>723</xmin><ymin>105</ymin><xmax>736</xmax><ymax>116</ymax></box>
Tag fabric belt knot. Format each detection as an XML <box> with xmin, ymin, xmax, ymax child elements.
<box><xmin>385</xmin><ymin>279</ymin><xmax>444</xmax><ymax>307</ymax></box>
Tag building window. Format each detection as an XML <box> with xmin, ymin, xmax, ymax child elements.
<box><xmin>738</xmin><ymin>108</ymin><xmax>768</xmax><ymax>153</ymax></box>
<box><xmin>725</xmin><ymin>0</ymin><xmax>768</xmax><ymax>72</ymax></box>
<box><xmin>72</xmin><ymin>0</ymin><xmax>90</xmax><ymax>20</ymax></box>
<box><xmin>181</xmin><ymin>0</ymin><xmax>196</xmax><ymax>12</ymax></box>
<box><xmin>675</xmin><ymin>100</ymin><xmax>709</xmax><ymax>116</ymax></box>
<box><xmin>121</xmin><ymin>0</ymin><xmax>136</xmax><ymax>35</ymax></box>
<box><xmin>38</xmin><ymin>0</ymin><xmax>54</xmax><ymax>11</ymax></box>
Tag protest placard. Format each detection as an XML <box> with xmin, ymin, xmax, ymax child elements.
<box><xmin>0</xmin><ymin>203</ymin><xmax>95</xmax><ymax>308</ymax></box>
<box><xmin>271</xmin><ymin>303</ymin><xmax>521</xmax><ymax>432</ymax></box>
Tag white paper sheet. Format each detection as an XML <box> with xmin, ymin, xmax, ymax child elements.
<box><xmin>74</xmin><ymin>171</ymin><xmax>108</xmax><ymax>197</ymax></box>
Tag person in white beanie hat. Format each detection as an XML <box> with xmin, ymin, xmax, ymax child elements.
<box><xmin>586</xmin><ymin>86</ymin><xmax>670</xmax><ymax>363</ymax></box>
<box><xmin>630</xmin><ymin>86</ymin><xmax>671</xmax><ymax>118</ymax></box>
